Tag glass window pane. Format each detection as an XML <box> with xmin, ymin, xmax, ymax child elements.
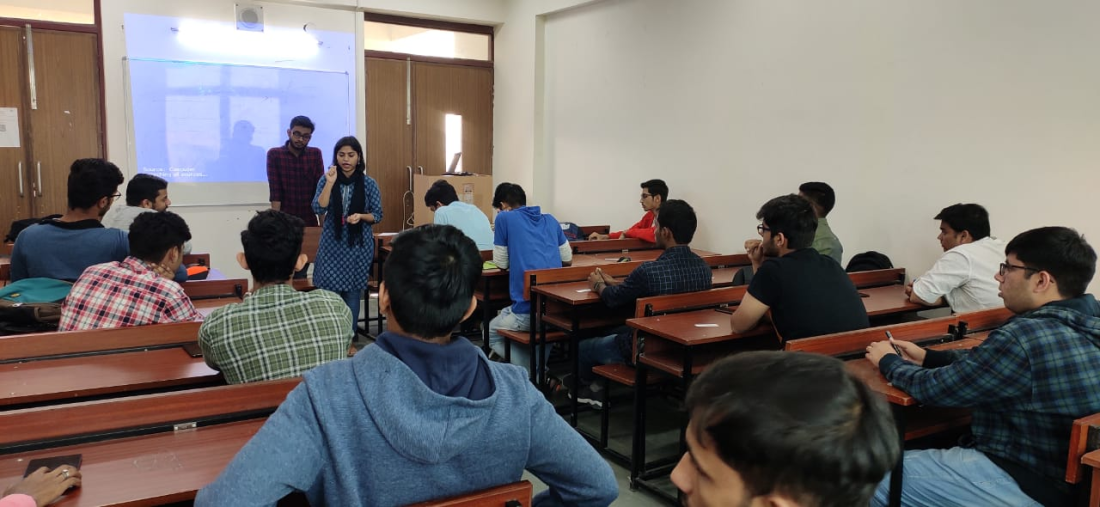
<box><xmin>364</xmin><ymin>21</ymin><xmax>490</xmax><ymax>61</ymax></box>
<box><xmin>445</xmin><ymin>114</ymin><xmax>462</xmax><ymax>173</ymax></box>
<box><xmin>0</xmin><ymin>0</ymin><xmax>94</xmax><ymax>24</ymax></box>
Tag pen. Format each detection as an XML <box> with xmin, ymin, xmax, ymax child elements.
<box><xmin>885</xmin><ymin>331</ymin><xmax>904</xmax><ymax>356</ymax></box>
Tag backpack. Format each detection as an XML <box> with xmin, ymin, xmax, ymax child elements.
<box><xmin>5</xmin><ymin>214</ymin><xmax>62</xmax><ymax>242</ymax></box>
<box><xmin>846</xmin><ymin>251</ymin><xmax>894</xmax><ymax>273</ymax></box>
<box><xmin>559</xmin><ymin>222</ymin><xmax>583</xmax><ymax>241</ymax></box>
<box><xmin>0</xmin><ymin>278</ymin><xmax>73</xmax><ymax>335</ymax></box>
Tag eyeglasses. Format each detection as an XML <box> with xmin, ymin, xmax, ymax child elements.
<box><xmin>999</xmin><ymin>262</ymin><xmax>1040</xmax><ymax>277</ymax></box>
<box><xmin>109</xmin><ymin>192</ymin><xmax>121</xmax><ymax>200</ymax></box>
<box><xmin>756</xmin><ymin>224</ymin><xmax>772</xmax><ymax>235</ymax></box>
<box><xmin>290</xmin><ymin>131</ymin><xmax>312</xmax><ymax>140</ymax></box>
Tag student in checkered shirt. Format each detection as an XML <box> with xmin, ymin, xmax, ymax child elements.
<box><xmin>867</xmin><ymin>226</ymin><xmax>1100</xmax><ymax>506</ymax></box>
<box><xmin>59</xmin><ymin>211</ymin><xmax>201</xmax><ymax>331</ymax></box>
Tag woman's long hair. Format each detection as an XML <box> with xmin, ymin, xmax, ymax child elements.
<box><xmin>329</xmin><ymin>136</ymin><xmax>366</xmax><ymax>247</ymax></box>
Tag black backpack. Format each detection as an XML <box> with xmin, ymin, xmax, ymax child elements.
<box><xmin>846</xmin><ymin>251</ymin><xmax>893</xmax><ymax>273</ymax></box>
<box><xmin>5</xmin><ymin>214</ymin><xmax>62</xmax><ymax>243</ymax></box>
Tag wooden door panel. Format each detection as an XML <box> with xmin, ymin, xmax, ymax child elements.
<box><xmin>412</xmin><ymin>63</ymin><xmax>493</xmax><ymax>176</ymax></box>
<box><xmin>28</xmin><ymin>29</ymin><xmax>103</xmax><ymax>216</ymax></box>
<box><xmin>0</xmin><ymin>27</ymin><xmax>31</xmax><ymax>236</ymax></box>
<box><xmin>365</xmin><ymin>57</ymin><xmax>413</xmax><ymax>233</ymax></box>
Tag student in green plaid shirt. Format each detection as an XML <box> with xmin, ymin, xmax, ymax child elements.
<box><xmin>199</xmin><ymin>211</ymin><xmax>353</xmax><ymax>384</ymax></box>
<box><xmin>867</xmin><ymin>226</ymin><xmax>1100</xmax><ymax>507</ymax></box>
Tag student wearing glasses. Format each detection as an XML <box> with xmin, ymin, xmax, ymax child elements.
<box><xmin>11</xmin><ymin>159</ymin><xmax>194</xmax><ymax>282</ymax></box>
<box><xmin>866</xmin><ymin>226</ymin><xmax>1100</xmax><ymax>506</ymax></box>
<box><xmin>729</xmin><ymin>194</ymin><xmax>868</xmax><ymax>341</ymax></box>
<box><xmin>906</xmin><ymin>203</ymin><xmax>1005</xmax><ymax>313</ymax></box>
<box><xmin>587</xmin><ymin>179</ymin><xmax>667</xmax><ymax>243</ymax></box>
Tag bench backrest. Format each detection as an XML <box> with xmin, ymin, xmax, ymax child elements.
<box><xmin>1066</xmin><ymin>412</ymin><xmax>1100</xmax><ymax>484</ymax></box>
<box><xmin>848</xmin><ymin>268</ymin><xmax>906</xmax><ymax>288</ymax></box>
<box><xmin>577</xmin><ymin>224</ymin><xmax>610</xmax><ymax>236</ymax></box>
<box><xmin>182</xmin><ymin>253</ymin><xmax>211</xmax><ymax>267</ymax></box>
<box><xmin>636</xmin><ymin>286</ymin><xmax>749</xmax><ymax>318</ymax></box>
<box><xmin>408</xmin><ymin>481</ymin><xmax>533</xmax><ymax>507</ymax></box>
<box><xmin>572</xmin><ymin>238</ymin><xmax>655</xmax><ymax>254</ymax></box>
<box><xmin>182</xmin><ymin>278</ymin><xmax>247</xmax><ymax>300</ymax></box>
<box><xmin>704</xmin><ymin>253</ymin><xmax>750</xmax><ymax>268</ymax></box>
<box><xmin>303</xmin><ymin>226</ymin><xmax>322</xmax><ymax>262</ymax></box>
<box><xmin>783</xmin><ymin>316</ymin><xmax>958</xmax><ymax>356</ymax></box>
<box><xmin>523</xmin><ymin>261</ymin><xmax>644</xmax><ymax>300</ymax></box>
<box><xmin>0</xmin><ymin>377</ymin><xmax>300</xmax><ymax>450</ymax></box>
<box><xmin>956</xmin><ymin>306</ymin><xmax>1014</xmax><ymax>333</ymax></box>
<box><xmin>0</xmin><ymin>321</ymin><xmax>202</xmax><ymax>362</ymax></box>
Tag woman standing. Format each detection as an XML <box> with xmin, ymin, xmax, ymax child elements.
<box><xmin>312</xmin><ymin>136</ymin><xmax>383</xmax><ymax>333</ymax></box>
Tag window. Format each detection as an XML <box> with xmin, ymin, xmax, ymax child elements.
<box><xmin>0</xmin><ymin>0</ymin><xmax>94</xmax><ymax>24</ymax></box>
<box><xmin>364</xmin><ymin>19</ymin><xmax>490</xmax><ymax>61</ymax></box>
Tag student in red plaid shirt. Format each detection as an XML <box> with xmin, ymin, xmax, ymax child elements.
<box><xmin>267</xmin><ymin>116</ymin><xmax>324</xmax><ymax>226</ymax></box>
<box><xmin>59</xmin><ymin>211</ymin><xmax>201</xmax><ymax>331</ymax></box>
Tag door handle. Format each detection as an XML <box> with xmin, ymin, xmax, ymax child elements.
<box><xmin>417</xmin><ymin>166</ymin><xmax>424</xmax><ymax>175</ymax></box>
<box><xmin>17</xmin><ymin>161</ymin><xmax>24</xmax><ymax>197</ymax></box>
<box><xmin>36</xmin><ymin>161</ymin><xmax>42</xmax><ymax>197</ymax></box>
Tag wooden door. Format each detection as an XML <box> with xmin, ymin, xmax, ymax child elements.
<box><xmin>365</xmin><ymin>57</ymin><xmax>413</xmax><ymax>233</ymax></box>
<box><xmin>27</xmin><ymin>29</ymin><xmax>103</xmax><ymax>216</ymax></box>
<box><xmin>0</xmin><ymin>27</ymin><xmax>32</xmax><ymax>237</ymax></box>
<box><xmin>412</xmin><ymin>62</ymin><xmax>493</xmax><ymax>176</ymax></box>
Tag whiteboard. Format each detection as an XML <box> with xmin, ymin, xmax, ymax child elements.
<box><xmin>124</xmin><ymin>58</ymin><xmax>351</xmax><ymax>206</ymax></box>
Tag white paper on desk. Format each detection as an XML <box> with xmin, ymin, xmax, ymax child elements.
<box><xmin>694</xmin><ymin>323</ymin><xmax>720</xmax><ymax>328</ymax></box>
<box><xmin>0</xmin><ymin>108</ymin><xmax>19</xmax><ymax>148</ymax></box>
<box><xmin>575</xmin><ymin>289</ymin><xmax>591</xmax><ymax>293</ymax></box>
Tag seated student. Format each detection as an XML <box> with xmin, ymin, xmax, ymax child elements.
<box><xmin>487</xmin><ymin>182</ymin><xmax>572</xmax><ymax>372</ymax></box>
<box><xmin>101</xmin><ymin>173</ymin><xmax>192</xmax><ymax>254</ymax></box>
<box><xmin>798</xmin><ymin>181</ymin><xmax>842</xmax><ymax>264</ymax></box>
<box><xmin>11</xmin><ymin>158</ymin><xmax>127</xmax><ymax>282</ymax></box>
<box><xmin>199</xmin><ymin>210</ymin><xmax>353</xmax><ymax>384</ymax></box>
<box><xmin>672</xmin><ymin>351</ymin><xmax>898</xmax><ymax>507</ymax></box>
<box><xmin>424</xmin><ymin>178</ymin><xmax>494</xmax><ymax>250</ymax></box>
<box><xmin>59</xmin><ymin>212</ymin><xmax>201</xmax><ymax>331</ymax></box>
<box><xmin>867</xmin><ymin>226</ymin><xmax>1100</xmax><ymax>507</ymax></box>
<box><xmin>195</xmin><ymin>225</ymin><xmax>618</xmax><ymax>506</ymax></box>
<box><xmin>907</xmin><ymin>203</ymin><xmax>1005</xmax><ymax>313</ymax></box>
<box><xmin>570</xmin><ymin>199</ymin><xmax>712</xmax><ymax>407</ymax></box>
<box><xmin>587</xmin><ymin>179</ymin><xmax>667</xmax><ymax>242</ymax></box>
<box><xmin>730</xmin><ymin>194</ymin><xmax>868</xmax><ymax>340</ymax></box>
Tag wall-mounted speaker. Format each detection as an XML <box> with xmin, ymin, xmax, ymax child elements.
<box><xmin>235</xmin><ymin>3</ymin><xmax>264</xmax><ymax>32</ymax></box>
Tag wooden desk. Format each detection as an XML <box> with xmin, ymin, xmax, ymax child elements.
<box><xmin>0</xmin><ymin>347</ymin><xmax>221</xmax><ymax>409</ymax></box>
<box><xmin>194</xmin><ymin>298</ymin><xmax>239</xmax><ymax>318</ymax></box>
<box><xmin>0</xmin><ymin>322</ymin><xmax>201</xmax><ymax>363</ymax></box>
<box><xmin>844</xmin><ymin>338</ymin><xmax>984</xmax><ymax>406</ymax></box>
<box><xmin>860</xmin><ymin>285</ymin><xmax>928</xmax><ymax>317</ymax></box>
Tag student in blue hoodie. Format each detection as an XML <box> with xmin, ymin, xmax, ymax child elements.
<box><xmin>866</xmin><ymin>226</ymin><xmax>1100</xmax><ymax>507</ymax></box>
<box><xmin>196</xmin><ymin>224</ymin><xmax>617</xmax><ymax>507</ymax></box>
<box><xmin>487</xmin><ymin>182</ymin><xmax>573</xmax><ymax>373</ymax></box>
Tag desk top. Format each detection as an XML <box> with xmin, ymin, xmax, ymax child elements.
<box><xmin>0</xmin><ymin>348</ymin><xmax>221</xmax><ymax>407</ymax></box>
<box><xmin>844</xmin><ymin>338</ymin><xmax>984</xmax><ymax>406</ymax></box>
<box><xmin>193</xmin><ymin>298</ymin><xmax>238</xmax><ymax>318</ymax></box>
<box><xmin>628</xmin><ymin>309</ymin><xmax>773</xmax><ymax>346</ymax></box>
<box><xmin>860</xmin><ymin>284</ymin><xmax>927</xmax><ymax>317</ymax></box>
<box><xmin>0</xmin><ymin>418</ymin><xmax>263</xmax><ymax>506</ymax></box>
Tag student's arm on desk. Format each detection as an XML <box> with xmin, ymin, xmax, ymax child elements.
<box><xmin>524</xmin><ymin>382</ymin><xmax>618</xmax><ymax>506</ymax></box>
<box><xmin>558</xmin><ymin>242</ymin><xmax>573</xmax><ymax>267</ymax></box>
<box><xmin>493</xmin><ymin>246</ymin><xmax>509</xmax><ymax>270</ymax></box>
<box><xmin>730</xmin><ymin>293</ymin><xmax>769</xmax><ymax>334</ymax></box>
<box><xmin>910</xmin><ymin>252</ymin><xmax>970</xmax><ymax>307</ymax></box>
<box><xmin>879</xmin><ymin>330</ymin><xmax>1028</xmax><ymax>407</ymax></box>
<box><xmin>598</xmin><ymin>268</ymin><xmax>646</xmax><ymax>309</ymax></box>
<box><xmin>195</xmin><ymin>384</ymin><xmax>323</xmax><ymax>506</ymax></box>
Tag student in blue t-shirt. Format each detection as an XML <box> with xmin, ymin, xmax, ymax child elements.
<box><xmin>487</xmin><ymin>183</ymin><xmax>572</xmax><ymax>373</ymax></box>
<box><xmin>423</xmin><ymin>179</ymin><xmax>494</xmax><ymax>251</ymax></box>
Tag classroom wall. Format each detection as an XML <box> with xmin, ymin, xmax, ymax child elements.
<box><xmin>495</xmin><ymin>0</ymin><xmax>1100</xmax><ymax>292</ymax></box>
<box><xmin>100</xmin><ymin>0</ymin><xmax>505</xmax><ymax>281</ymax></box>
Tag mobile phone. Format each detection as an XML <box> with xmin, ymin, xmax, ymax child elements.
<box><xmin>24</xmin><ymin>454</ymin><xmax>82</xmax><ymax>477</ymax></box>
<box><xmin>181</xmin><ymin>343</ymin><xmax>203</xmax><ymax>358</ymax></box>
<box><xmin>885</xmin><ymin>331</ymin><xmax>904</xmax><ymax>356</ymax></box>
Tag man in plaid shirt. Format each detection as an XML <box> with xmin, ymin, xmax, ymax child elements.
<box><xmin>59</xmin><ymin>212</ymin><xmax>201</xmax><ymax>331</ymax></box>
<box><xmin>867</xmin><ymin>226</ymin><xmax>1100</xmax><ymax>506</ymax></box>
<box><xmin>267</xmin><ymin>116</ymin><xmax>324</xmax><ymax>226</ymax></box>
<box><xmin>570</xmin><ymin>199</ymin><xmax>713</xmax><ymax>407</ymax></box>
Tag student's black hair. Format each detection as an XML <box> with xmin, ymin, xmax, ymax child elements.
<box><xmin>241</xmin><ymin>210</ymin><xmax>306</xmax><ymax>284</ymax></box>
<box><xmin>934</xmin><ymin>203</ymin><xmax>990</xmax><ymax>240</ymax></box>
<box><xmin>1006</xmin><ymin>226</ymin><xmax>1097</xmax><ymax>298</ymax></box>
<box><xmin>686</xmin><ymin>351</ymin><xmax>899</xmax><ymax>507</ymax></box>
<box><xmin>641</xmin><ymin>179</ymin><xmax>669</xmax><ymax>203</ymax></box>
<box><xmin>492</xmin><ymin>182</ymin><xmax>527</xmax><ymax>209</ymax></box>
<box><xmin>125</xmin><ymin>174</ymin><xmax>169</xmax><ymax>207</ymax></box>
<box><xmin>654</xmin><ymin>199</ymin><xmax>697</xmax><ymax>244</ymax></box>
<box><xmin>756</xmin><ymin>194</ymin><xmax>818</xmax><ymax>250</ymax></box>
<box><xmin>289</xmin><ymin>115</ymin><xmax>315</xmax><ymax>132</ymax></box>
<box><xmin>424</xmin><ymin>179</ymin><xmax>460</xmax><ymax>207</ymax></box>
<box><xmin>128</xmin><ymin>211</ymin><xmax>191</xmax><ymax>263</ymax></box>
<box><xmin>68</xmin><ymin>158</ymin><xmax>125</xmax><ymax>210</ymax></box>
<box><xmin>384</xmin><ymin>225</ymin><xmax>481</xmax><ymax>338</ymax></box>
<box><xmin>798</xmin><ymin>182</ymin><xmax>836</xmax><ymax>217</ymax></box>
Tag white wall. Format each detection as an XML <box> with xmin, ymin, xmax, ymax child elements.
<box><xmin>496</xmin><ymin>0</ymin><xmax>1100</xmax><ymax>292</ymax></box>
<box><xmin>100</xmin><ymin>0</ymin><xmax>505</xmax><ymax>282</ymax></box>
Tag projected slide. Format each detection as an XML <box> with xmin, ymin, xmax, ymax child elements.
<box><xmin>127</xmin><ymin>59</ymin><xmax>350</xmax><ymax>185</ymax></box>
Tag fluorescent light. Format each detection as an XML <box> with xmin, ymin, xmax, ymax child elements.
<box><xmin>176</xmin><ymin>19</ymin><xmax>318</xmax><ymax>59</ymax></box>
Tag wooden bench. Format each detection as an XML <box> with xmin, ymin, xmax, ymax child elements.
<box><xmin>408</xmin><ymin>481</ymin><xmax>532</xmax><ymax>507</ymax></box>
<box><xmin>577</xmin><ymin>225</ymin><xmax>610</xmax><ymax>237</ymax></box>
<box><xmin>956</xmin><ymin>306</ymin><xmax>1014</xmax><ymax>333</ymax></box>
<box><xmin>783</xmin><ymin>316</ymin><xmax>959</xmax><ymax>358</ymax></box>
<box><xmin>571</xmin><ymin>237</ymin><xmax>655</xmax><ymax>254</ymax></box>
<box><xmin>0</xmin><ymin>321</ymin><xmax>201</xmax><ymax>362</ymax></box>
<box><xmin>0</xmin><ymin>378</ymin><xmax>300</xmax><ymax>506</ymax></box>
<box><xmin>181</xmin><ymin>253</ymin><xmax>210</xmax><ymax>267</ymax></box>
<box><xmin>182</xmin><ymin>278</ymin><xmax>247</xmax><ymax>301</ymax></box>
<box><xmin>849</xmin><ymin>267</ymin><xmax>907</xmax><ymax>288</ymax></box>
<box><xmin>1066</xmin><ymin>412</ymin><xmax>1100</xmax><ymax>505</ymax></box>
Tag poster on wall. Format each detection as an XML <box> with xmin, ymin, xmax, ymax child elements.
<box><xmin>0</xmin><ymin>108</ymin><xmax>20</xmax><ymax>148</ymax></box>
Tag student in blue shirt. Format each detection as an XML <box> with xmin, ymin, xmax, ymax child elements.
<box><xmin>488</xmin><ymin>183</ymin><xmax>572</xmax><ymax>374</ymax></box>
<box><xmin>424</xmin><ymin>179</ymin><xmax>494</xmax><ymax>250</ymax></box>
